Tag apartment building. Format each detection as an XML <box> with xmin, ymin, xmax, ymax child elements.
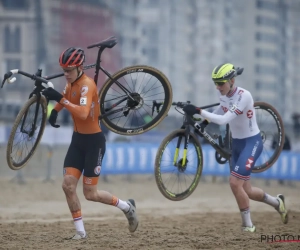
<box><xmin>0</xmin><ymin>0</ymin><xmax>117</xmax><ymax>121</ymax></box>
<box><xmin>107</xmin><ymin>0</ymin><xmax>300</xmax><ymax>122</ymax></box>
<box><xmin>1</xmin><ymin>0</ymin><xmax>300</xmax><ymax>124</ymax></box>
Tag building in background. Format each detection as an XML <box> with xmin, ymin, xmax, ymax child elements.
<box><xmin>38</xmin><ymin>0</ymin><xmax>120</xmax><ymax>91</ymax></box>
<box><xmin>1</xmin><ymin>0</ymin><xmax>300</xmax><ymax>129</ymax></box>
<box><xmin>0</xmin><ymin>0</ymin><xmax>37</xmax><ymax>120</ymax></box>
<box><xmin>0</xmin><ymin>0</ymin><xmax>119</xmax><ymax>122</ymax></box>
<box><xmin>104</xmin><ymin>0</ymin><xmax>300</xmax><ymax>122</ymax></box>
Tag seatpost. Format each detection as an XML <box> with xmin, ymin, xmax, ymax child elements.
<box><xmin>94</xmin><ymin>47</ymin><xmax>105</xmax><ymax>85</ymax></box>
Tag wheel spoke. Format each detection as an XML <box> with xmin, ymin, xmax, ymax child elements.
<box><xmin>99</xmin><ymin>66</ymin><xmax>172</xmax><ymax>135</ymax></box>
<box><xmin>155</xmin><ymin>130</ymin><xmax>202</xmax><ymax>201</ymax></box>
<box><xmin>7</xmin><ymin>97</ymin><xmax>46</xmax><ymax>170</ymax></box>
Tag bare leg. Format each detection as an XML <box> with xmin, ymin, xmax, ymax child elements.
<box><xmin>62</xmin><ymin>175</ymin><xmax>86</xmax><ymax>238</ymax></box>
<box><xmin>83</xmin><ymin>182</ymin><xmax>139</xmax><ymax>233</ymax></box>
<box><xmin>243</xmin><ymin>179</ymin><xmax>288</xmax><ymax>224</ymax></box>
<box><xmin>62</xmin><ymin>175</ymin><xmax>81</xmax><ymax>212</ymax></box>
<box><xmin>83</xmin><ymin>184</ymin><xmax>129</xmax><ymax>211</ymax></box>
<box><xmin>243</xmin><ymin>180</ymin><xmax>264</xmax><ymax>201</ymax></box>
<box><xmin>229</xmin><ymin>175</ymin><xmax>253</xmax><ymax>228</ymax></box>
<box><xmin>243</xmin><ymin>180</ymin><xmax>279</xmax><ymax>208</ymax></box>
<box><xmin>230</xmin><ymin>176</ymin><xmax>249</xmax><ymax>208</ymax></box>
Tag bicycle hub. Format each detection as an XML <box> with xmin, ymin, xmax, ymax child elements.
<box><xmin>127</xmin><ymin>93</ymin><xmax>144</xmax><ymax>110</ymax></box>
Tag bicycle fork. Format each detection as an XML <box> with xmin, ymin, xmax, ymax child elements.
<box><xmin>173</xmin><ymin>126</ymin><xmax>190</xmax><ymax>167</ymax></box>
<box><xmin>20</xmin><ymin>69</ymin><xmax>43</xmax><ymax>138</ymax></box>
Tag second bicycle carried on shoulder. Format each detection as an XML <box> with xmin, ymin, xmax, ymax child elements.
<box><xmin>154</xmin><ymin>100</ymin><xmax>284</xmax><ymax>201</ymax></box>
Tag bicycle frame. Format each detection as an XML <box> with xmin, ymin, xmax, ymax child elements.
<box><xmin>172</xmin><ymin>102</ymin><xmax>232</xmax><ymax>167</ymax></box>
<box><xmin>188</xmin><ymin>115</ymin><xmax>231</xmax><ymax>158</ymax></box>
<box><xmin>1</xmin><ymin>37</ymin><xmax>137</xmax><ymax>121</ymax></box>
<box><xmin>44</xmin><ymin>41</ymin><xmax>135</xmax><ymax>115</ymax></box>
<box><xmin>45</xmin><ymin>53</ymin><xmax>133</xmax><ymax>98</ymax></box>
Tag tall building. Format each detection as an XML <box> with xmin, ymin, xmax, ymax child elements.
<box><xmin>0</xmin><ymin>0</ymin><xmax>38</xmax><ymax>121</ymax></box>
<box><xmin>285</xmin><ymin>0</ymin><xmax>300</xmax><ymax>123</ymax></box>
<box><xmin>0</xmin><ymin>0</ymin><xmax>118</xmax><ymax>93</ymax></box>
<box><xmin>106</xmin><ymin>0</ymin><xmax>300</xmax><ymax>123</ymax></box>
<box><xmin>239</xmin><ymin>0</ymin><xmax>300</xmax><ymax>122</ymax></box>
<box><xmin>0</xmin><ymin>0</ymin><xmax>37</xmax><ymax>97</ymax></box>
<box><xmin>248</xmin><ymin>0</ymin><xmax>288</xmax><ymax>115</ymax></box>
<box><xmin>0</xmin><ymin>0</ymin><xmax>118</xmax><ymax>121</ymax></box>
<box><xmin>41</xmin><ymin>0</ymin><xmax>119</xmax><ymax>91</ymax></box>
<box><xmin>1</xmin><ymin>0</ymin><xmax>300</xmax><ymax>125</ymax></box>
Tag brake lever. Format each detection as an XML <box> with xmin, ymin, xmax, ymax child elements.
<box><xmin>1</xmin><ymin>72</ymin><xmax>12</xmax><ymax>88</ymax></box>
<box><xmin>152</xmin><ymin>101</ymin><xmax>163</xmax><ymax>116</ymax></box>
<box><xmin>1</xmin><ymin>72</ymin><xmax>16</xmax><ymax>88</ymax></box>
<box><xmin>1</xmin><ymin>79</ymin><xmax>5</xmax><ymax>89</ymax></box>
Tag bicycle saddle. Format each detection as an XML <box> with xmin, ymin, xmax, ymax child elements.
<box><xmin>87</xmin><ymin>36</ymin><xmax>117</xmax><ymax>49</ymax></box>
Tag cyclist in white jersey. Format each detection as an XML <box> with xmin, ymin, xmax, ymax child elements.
<box><xmin>183</xmin><ymin>63</ymin><xmax>288</xmax><ymax>232</ymax></box>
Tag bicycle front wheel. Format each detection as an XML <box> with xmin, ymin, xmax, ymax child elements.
<box><xmin>154</xmin><ymin>129</ymin><xmax>203</xmax><ymax>201</ymax></box>
<box><xmin>98</xmin><ymin>65</ymin><xmax>172</xmax><ymax>135</ymax></box>
<box><xmin>252</xmin><ymin>102</ymin><xmax>285</xmax><ymax>173</ymax></box>
<box><xmin>6</xmin><ymin>95</ymin><xmax>47</xmax><ymax>170</ymax></box>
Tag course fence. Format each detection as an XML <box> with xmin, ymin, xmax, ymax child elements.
<box><xmin>0</xmin><ymin>125</ymin><xmax>299</xmax><ymax>180</ymax></box>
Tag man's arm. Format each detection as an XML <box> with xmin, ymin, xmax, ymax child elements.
<box><xmin>212</xmin><ymin>105</ymin><xmax>224</xmax><ymax>115</ymax></box>
<box><xmin>59</xmin><ymin>84</ymin><xmax>93</xmax><ymax>120</ymax></box>
<box><xmin>200</xmin><ymin>109</ymin><xmax>238</xmax><ymax>125</ymax></box>
<box><xmin>53</xmin><ymin>84</ymin><xmax>67</xmax><ymax>112</ymax></box>
<box><xmin>200</xmin><ymin>92</ymin><xmax>251</xmax><ymax>125</ymax></box>
<box><xmin>54</xmin><ymin>103</ymin><xmax>64</xmax><ymax>112</ymax></box>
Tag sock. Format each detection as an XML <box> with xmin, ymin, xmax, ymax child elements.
<box><xmin>263</xmin><ymin>193</ymin><xmax>279</xmax><ymax>209</ymax></box>
<box><xmin>111</xmin><ymin>195</ymin><xmax>130</xmax><ymax>212</ymax></box>
<box><xmin>72</xmin><ymin>210</ymin><xmax>86</xmax><ymax>236</ymax></box>
<box><xmin>240</xmin><ymin>207</ymin><xmax>253</xmax><ymax>227</ymax></box>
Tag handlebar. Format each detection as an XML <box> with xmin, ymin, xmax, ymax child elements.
<box><xmin>172</xmin><ymin>101</ymin><xmax>220</xmax><ymax>110</ymax></box>
<box><xmin>1</xmin><ymin>69</ymin><xmax>54</xmax><ymax>89</ymax></box>
<box><xmin>1</xmin><ymin>36</ymin><xmax>119</xmax><ymax>89</ymax></box>
<box><xmin>172</xmin><ymin>101</ymin><xmax>191</xmax><ymax>108</ymax></box>
<box><xmin>151</xmin><ymin>101</ymin><xmax>221</xmax><ymax>118</ymax></box>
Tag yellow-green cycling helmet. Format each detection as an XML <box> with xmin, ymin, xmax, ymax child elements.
<box><xmin>212</xmin><ymin>63</ymin><xmax>237</xmax><ymax>83</ymax></box>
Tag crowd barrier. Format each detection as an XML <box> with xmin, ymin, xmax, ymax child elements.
<box><xmin>101</xmin><ymin>143</ymin><xmax>300</xmax><ymax>180</ymax></box>
<box><xmin>0</xmin><ymin>125</ymin><xmax>299</xmax><ymax>180</ymax></box>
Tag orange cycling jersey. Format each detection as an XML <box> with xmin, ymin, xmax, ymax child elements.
<box><xmin>54</xmin><ymin>73</ymin><xmax>101</xmax><ymax>134</ymax></box>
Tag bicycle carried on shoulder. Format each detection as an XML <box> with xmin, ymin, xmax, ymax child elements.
<box><xmin>154</xmin><ymin>101</ymin><xmax>285</xmax><ymax>201</ymax></box>
<box><xmin>1</xmin><ymin>36</ymin><xmax>173</xmax><ymax>171</ymax></box>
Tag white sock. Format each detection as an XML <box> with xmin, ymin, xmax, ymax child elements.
<box><xmin>116</xmin><ymin>199</ymin><xmax>130</xmax><ymax>212</ymax></box>
<box><xmin>240</xmin><ymin>207</ymin><xmax>253</xmax><ymax>227</ymax></box>
<box><xmin>263</xmin><ymin>193</ymin><xmax>279</xmax><ymax>209</ymax></box>
<box><xmin>74</xmin><ymin>219</ymin><xmax>86</xmax><ymax>236</ymax></box>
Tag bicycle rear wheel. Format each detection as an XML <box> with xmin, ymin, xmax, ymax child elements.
<box><xmin>154</xmin><ymin>129</ymin><xmax>203</xmax><ymax>201</ymax></box>
<box><xmin>98</xmin><ymin>65</ymin><xmax>172</xmax><ymax>135</ymax></box>
<box><xmin>252</xmin><ymin>101</ymin><xmax>285</xmax><ymax>173</ymax></box>
<box><xmin>6</xmin><ymin>95</ymin><xmax>47</xmax><ymax>170</ymax></box>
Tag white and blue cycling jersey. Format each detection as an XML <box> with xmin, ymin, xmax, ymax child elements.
<box><xmin>201</xmin><ymin>86</ymin><xmax>259</xmax><ymax>139</ymax></box>
<box><xmin>200</xmin><ymin>87</ymin><xmax>263</xmax><ymax>180</ymax></box>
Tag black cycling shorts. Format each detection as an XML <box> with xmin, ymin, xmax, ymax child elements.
<box><xmin>64</xmin><ymin>132</ymin><xmax>106</xmax><ymax>177</ymax></box>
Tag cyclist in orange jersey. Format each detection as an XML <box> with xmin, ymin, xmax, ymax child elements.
<box><xmin>42</xmin><ymin>47</ymin><xmax>138</xmax><ymax>239</ymax></box>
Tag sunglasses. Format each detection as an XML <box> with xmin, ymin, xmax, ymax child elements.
<box><xmin>214</xmin><ymin>81</ymin><xmax>227</xmax><ymax>86</ymax></box>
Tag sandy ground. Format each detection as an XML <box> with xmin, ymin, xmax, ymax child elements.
<box><xmin>0</xmin><ymin>175</ymin><xmax>299</xmax><ymax>250</ymax></box>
